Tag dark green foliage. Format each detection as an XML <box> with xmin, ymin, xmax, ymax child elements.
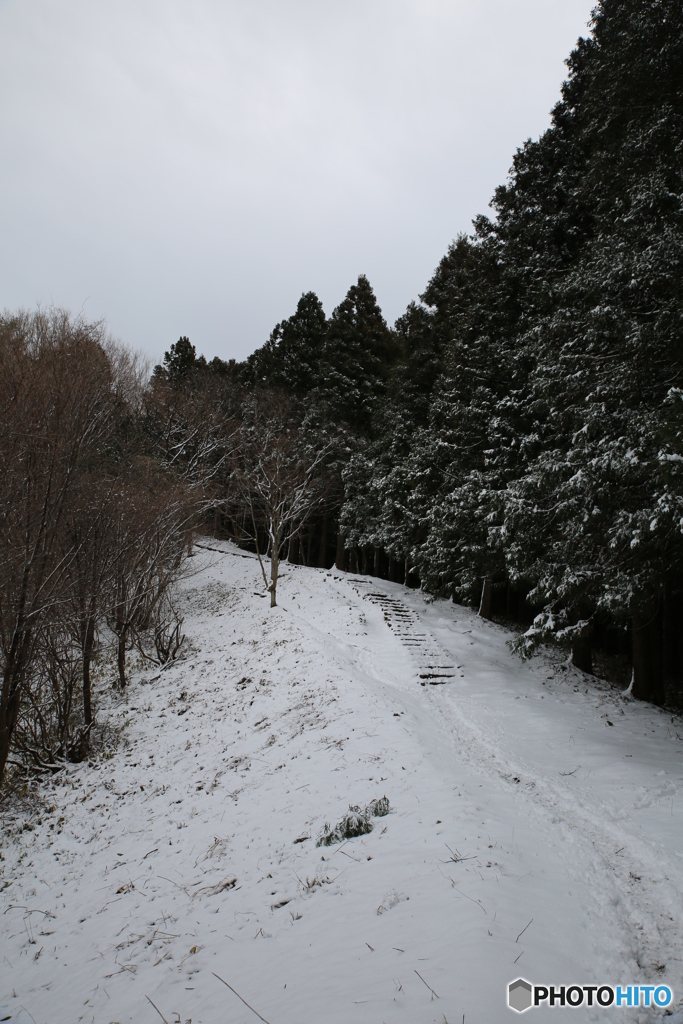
<box><xmin>316</xmin><ymin>274</ymin><xmax>399</xmax><ymax>436</ymax></box>
<box><xmin>498</xmin><ymin>0</ymin><xmax>683</xmax><ymax>626</ymax></box>
<box><xmin>163</xmin><ymin>335</ymin><xmax>197</xmax><ymax>380</ymax></box>
<box><xmin>316</xmin><ymin>796</ymin><xmax>391</xmax><ymax>846</ymax></box>
<box><xmin>316</xmin><ymin>806</ymin><xmax>374</xmax><ymax>846</ymax></box>
<box><xmin>336</xmin><ymin>0</ymin><xmax>683</xmax><ymax>702</ymax></box>
<box><xmin>244</xmin><ymin>291</ymin><xmax>327</xmax><ymax>396</ymax></box>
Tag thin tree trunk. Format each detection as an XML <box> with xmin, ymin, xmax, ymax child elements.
<box><xmin>248</xmin><ymin>494</ymin><xmax>269</xmax><ymax>590</ymax></box>
<box><xmin>317</xmin><ymin>515</ymin><xmax>328</xmax><ymax>569</ymax></box>
<box><xmin>0</xmin><ymin>659</ymin><xmax>24</xmax><ymax>787</ymax></box>
<box><xmin>632</xmin><ymin>604</ymin><xmax>665</xmax><ymax>705</ymax></box>
<box><xmin>362</xmin><ymin>548</ymin><xmax>368</xmax><ymax>575</ymax></box>
<box><xmin>117</xmin><ymin>630</ymin><xmax>127</xmax><ymax>689</ymax></box>
<box><xmin>270</xmin><ymin>542</ymin><xmax>279</xmax><ymax>608</ymax></box>
<box><xmin>478</xmin><ymin>577</ymin><xmax>493</xmax><ymax>620</ymax></box>
<box><xmin>350</xmin><ymin>548</ymin><xmax>358</xmax><ymax>574</ymax></box>
<box><xmin>571</xmin><ymin>633</ymin><xmax>593</xmax><ymax>674</ymax></box>
<box><xmin>288</xmin><ymin>533</ymin><xmax>300</xmax><ymax>564</ymax></box>
<box><xmin>0</xmin><ymin>601</ymin><xmax>33</xmax><ymax>785</ymax></box>
<box><xmin>335</xmin><ymin>530</ymin><xmax>345</xmax><ymax>571</ymax></box>
<box><xmin>83</xmin><ymin>616</ymin><xmax>96</xmax><ymax>727</ymax></box>
<box><xmin>374</xmin><ymin>547</ymin><xmax>380</xmax><ymax>577</ymax></box>
<box><xmin>0</xmin><ymin>724</ymin><xmax>9</xmax><ymax>790</ymax></box>
<box><xmin>662</xmin><ymin>578</ymin><xmax>678</xmax><ymax>695</ymax></box>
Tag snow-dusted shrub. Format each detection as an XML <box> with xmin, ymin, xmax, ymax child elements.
<box><xmin>509</xmin><ymin>609</ymin><xmax>592</xmax><ymax>662</ymax></box>
<box><xmin>12</xmin><ymin>624</ymin><xmax>91</xmax><ymax>770</ymax></box>
<box><xmin>317</xmin><ymin>806</ymin><xmax>373</xmax><ymax>846</ymax></box>
<box><xmin>153</xmin><ymin>594</ymin><xmax>185</xmax><ymax>665</ymax></box>
<box><xmin>366</xmin><ymin>795</ymin><xmax>390</xmax><ymax>817</ymax></box>
<box><xmin>316</xmin><ymin>796</ymin><xmax>391</xmax><ymax>846</ymax></box>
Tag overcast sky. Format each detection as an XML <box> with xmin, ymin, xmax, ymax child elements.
<box><xmin>0</xmin><ymin>0</ymin><xmax>595</xmax><ymax>363</ymax></box>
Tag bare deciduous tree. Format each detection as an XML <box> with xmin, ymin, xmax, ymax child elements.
<box><xmin>146</xmin><ymin>363</ymin><xmax>240</xmax><ymax>489</ymax></box>
<box><xmin>62</xmin><ymin>474</ymin><xmax>120</xmax><ymax>742</ymax></box>
<box><xmin>107</xmin><ymin>464</ymin><xmax>194</xmax><ymax>688</ymax></box>
<box><xmin>152</xmin><ymin>592</ymin><xmax>185</xmax><ymax>665</ymax></box>
<box><xmin>231</xmin><ymin>392</ymin><xmax>329</xmax><ymax>607</ymax></box>
<box><xmin>0</xmin><ymin>310</ymin><xmax>114</xmax><ymax>786</ymax></box>
<box><xmin>11</xmin><ymin>621</ymin><xmax>89</xmax><ymax>771</ymax></box>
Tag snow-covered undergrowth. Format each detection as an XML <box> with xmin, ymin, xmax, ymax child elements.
<box><xmin>2</xmin><ymin>541</ymin><xmax>682</xmax><ymax>1023</ymax></box>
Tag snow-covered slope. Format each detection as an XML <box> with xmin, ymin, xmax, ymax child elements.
<box><xmin>2</xmin><ymin>541</ymin><xmax>682</xmax><ymax>1023</ymax></box>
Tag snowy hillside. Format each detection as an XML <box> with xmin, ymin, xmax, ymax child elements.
<box><xmin>2</xmin><ymin>541</ymin><xmax>682</xmax><ymax>1024</ymax></box>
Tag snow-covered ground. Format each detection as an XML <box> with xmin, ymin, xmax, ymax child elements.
<box><xmin>2</xmin><ymin>541</ymin><xmax>683</xmax><ymax>1024</ymax></box>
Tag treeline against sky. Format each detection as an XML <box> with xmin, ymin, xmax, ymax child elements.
<box><xmin>197</xmin><ymin>0</ymin><xmax>681</xmax><ymax>707</ymax></box>
<box><xmin>0</xmin><ymin>312</ymin><xmax>339</xmax><ymax>789</ymax></box>
<box><xmin>2</xmin><ymin>0</ymin><xmax>682</xmax><ymax>790</ymax></box>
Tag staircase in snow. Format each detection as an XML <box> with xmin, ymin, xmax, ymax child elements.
<box><xmin>350</xmin><ymin>580</ymin><xmax>455</xmax><ymax>685</ymax></box>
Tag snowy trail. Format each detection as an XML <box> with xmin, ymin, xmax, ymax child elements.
<box><xmin>329</xmin><ymin>572</ymin><xmax>683</xmax><ymax>1010</ymax></box>
<box><xmin>2</xmin><ymin>542</ymin><xmax>682</xmax><ymax>1024</ymax></box>
<box><xmin>352</xmin><ymin>579</ymin><xmax>683</xmax><ymax>984</ymax></box>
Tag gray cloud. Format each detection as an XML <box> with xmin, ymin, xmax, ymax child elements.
<box><xmin>0</xmin><ymin>0</ymin><xmax>594</xmax><ymax>361</ymax></box>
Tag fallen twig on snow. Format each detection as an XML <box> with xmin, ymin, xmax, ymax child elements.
<box><xmin>212</xmin><ymin>972</ymin><xmax>272</xmax><ymax>1023</ymax></box>
<box><xmin>414</xmin><ymin>969</ymin><xmax>439</xmax><ymax>999</ymax></box>
<box><xmin>157</xmin><ymin>874</ymin><xmax>190</xmax><ymax>897</ymax></box>
<box><xmin>515</xmin><ymin>917</ymin><xmax>533</xmax><ymax>943</ymax></box>
<box><xmin>450</xmin><ymin>882</ymin><xmax>487</xmax><ymax>914</ymax></box>
<box><xmin>4</xmin><ymin>906</ymin><xmax>55</xmax><ymax>918</ymax></box>
<box><xmin>443</xmin><ymin>844</ymin><xmax>475</xmax><ymax>864</ymax></box>
<box><xmin>145</xmin><ymin>994</ymin><xmax>168</xmax><ymax>1023</ymax></box>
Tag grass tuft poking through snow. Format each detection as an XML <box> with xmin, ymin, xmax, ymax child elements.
<box><xmin>317</xmin><ymin>796</ymin><xmax>391</xmax><ymax>845</ymax></box>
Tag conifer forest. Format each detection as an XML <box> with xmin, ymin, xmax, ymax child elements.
<box><xmin>2</xmin><ymin>1</ymin><xmax>683</xmax><ymax>796</ymax></box>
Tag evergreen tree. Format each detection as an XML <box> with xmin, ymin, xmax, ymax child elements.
<box><xmin>338</xmin><ymin>0</ymin><xmax>683</xmax><ymax>702</ymax></box>
<box><xmin>162</xmin><ymin>336</ymin><xmax>197</xmax><ymax>381</ymax></box>
<box><xmin>499</xmin><ymin>0</ymin><xmax>683</xmax><ymax>697</ymax></box>
<box><xmin>340</xmin><ymin>300</ymin><xmax>443</xmax><ymax>572</ymax></box>
<box><xmin>315</xmin><ymin>274</ymin><xmax>398</xmax><ymax>436</ymax></box>
<box><xmin>244</xmin><ymin>291</ymin><xmax>327</xmax><ymax>396</ymax></box>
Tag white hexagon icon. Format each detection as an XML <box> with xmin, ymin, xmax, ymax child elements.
<box><xmin>508</xmin><ymin>978</ymin><xmax>533</xmax><ymax>1013</ymax></box>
